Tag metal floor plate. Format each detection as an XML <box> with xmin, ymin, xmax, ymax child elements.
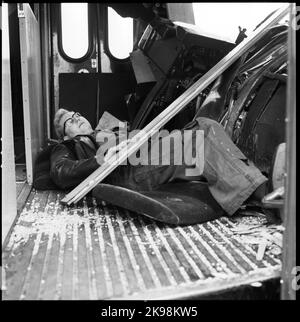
<box><xmin>2</xmin><ymin>189</ymin><xmax>283</xmax><ymax>300</ymax></box>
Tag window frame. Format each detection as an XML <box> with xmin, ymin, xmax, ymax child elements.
<box><xmin>104</xmin><ymin>6</ymin><xmax>134</xmax><ymax>63</ymax></box>
<box><xmin>58</xmin><ymin>3</ymin><xmax>93</xmax><ymax>62</ymax></box>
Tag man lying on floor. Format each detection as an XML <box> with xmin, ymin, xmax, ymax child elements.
<box><xmin>49</xmin><ymin>108</ymin><xmax>283</xmax><ymax>224</ymax></box>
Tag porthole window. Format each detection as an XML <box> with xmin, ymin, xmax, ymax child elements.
<box><xmin>107</xmin><ymin>7</ymin><xmax>133</xmax><ymax>60</ymax></box>
<box><xmin>61</xmin><ymin>3</ymin><xmax>89</xmax><ymax>59</ymax></box>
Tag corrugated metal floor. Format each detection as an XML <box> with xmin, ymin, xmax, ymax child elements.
<box><xmin>2</xmin><ymin>189</ymin><xmax>283</xmax><ymax>300</ymax></box>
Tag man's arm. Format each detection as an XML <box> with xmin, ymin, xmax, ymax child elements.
<box><xmin>50</xmin><ymin>144</ymin><xmax>99</xmax><ymax>190</ymax></box>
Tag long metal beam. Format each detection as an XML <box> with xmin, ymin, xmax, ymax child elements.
<box><xmin>61</xmin><ymin>4</ymin><xmax>290</xmax><ymax>205</ymax></box>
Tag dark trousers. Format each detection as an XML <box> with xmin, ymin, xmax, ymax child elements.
<box><xmin>105</xmin><ymin>117</ymin><xmax>267</xmax><ymax>215</ymax></box>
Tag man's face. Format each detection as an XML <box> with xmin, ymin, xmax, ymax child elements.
<box><xmin>60</xmin><ymin>111</ymin><xmax>94</xmax><ymax>139</ymax></box>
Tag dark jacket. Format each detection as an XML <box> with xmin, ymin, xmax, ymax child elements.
<box><xmin>49</xmin><ymin>126</ymin><xmax>203</xmax><ymax>192</ymax></box>
<box><xmin>50</xmin><ymin>135</ymin><xmax>100</xmax><ymax>190</ymax></box>
<box><xmin>49</xmin><ymin>133</ymin><xmax>175</xmax><ymax>192</ymax></box>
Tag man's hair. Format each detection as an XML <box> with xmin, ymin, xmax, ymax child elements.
<box><xmin>53</xmin><ymin>108</ymin><xmax>69</xmax><ymax>139</ymax></box>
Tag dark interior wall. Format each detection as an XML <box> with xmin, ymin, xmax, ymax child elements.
<box><xmin>8</xmin><ymin>4</ymin><xmax>25</xmax><ymax>162</ymax></box>
<box><xmin>236</xmin><ymin>79</ymin><xmax>286</xmax><ymax>176</ymax></box>
<box><xmin>96</xmin><ymin>72</ymin><xmax>137</xmax><ymax>123</ymax></box>
<box><xmin>59</xmin><ymin>72</ymin><xmax>136</xmax><ymax>129</ymax></box>
<box><xmin>59</xmin><ymin>74</ymin><xmax>98</xmax><ymax>129</ymax></box>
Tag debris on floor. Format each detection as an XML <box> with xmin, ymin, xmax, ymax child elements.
<box><xmin>228</xmin><ymin>212</ymin><xmax>284</xmax><ymax>260</ymax></box>
<box><xmin>3</xmin><ymin>190</ymin><xmax>282</xmax><ymax>300</ymax></box>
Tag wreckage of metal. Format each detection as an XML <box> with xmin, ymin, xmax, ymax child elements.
<box><xmin>61</xmin><ymin>4</ymin><xmax>290</xmax><ymax>206</ymax></box>
<box><xmin>224</xmin><ymin>45</ymin><xmax>287</xmax><ymax>138</ymax></box>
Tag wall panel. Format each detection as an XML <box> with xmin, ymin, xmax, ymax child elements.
<box><xmin>19</xmin><ymin>3</ymin><xmax>45</xmax><ymax>184</ymax></box>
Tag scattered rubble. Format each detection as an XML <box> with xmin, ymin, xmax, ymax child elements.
<box><xmin>229</xmin><ymin>213</ymin><xmax>284</xmax><ymax>260</ymax></box>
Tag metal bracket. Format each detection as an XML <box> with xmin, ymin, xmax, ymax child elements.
<box><xmin>91</xmin><ymin>59</ymin><xmax>97</xmax><ymax>69</ymax></box>
<box><xmin>17</xmin><ymin>3</ymin><xmax>25</xmax><ymax>18</ymax></box>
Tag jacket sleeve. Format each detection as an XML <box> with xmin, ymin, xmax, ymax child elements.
<box><xmin>50</xmin><ymin>143</ymin><xmax>99</xmax><ymax>190</ymax></box>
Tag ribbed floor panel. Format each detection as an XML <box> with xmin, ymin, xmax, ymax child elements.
<box><xmin>2</xmin><ymin>189</ymin><xmax>282</xmax><ymax>300</ymax></box>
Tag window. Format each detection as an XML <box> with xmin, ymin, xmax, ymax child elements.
<box><xmin>2</xmin><ymin>3</ymin><xmax>9</xmax><ymax>60</ymax></box>
<box><xmin>61</xmin><ymin>3</ymin><xmax>89</xmax><ymax>59</ymax></box>
<box><xmin>107</xmin><ymin>7</ymin><xmax>133</xmax><ymax>60</ymax></box>
<box><xmin>192</xmin><ymin>3</ymin><xmax>287</xmax><ymax>43</ymax></box>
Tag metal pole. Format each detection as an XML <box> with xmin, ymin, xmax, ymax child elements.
<box><xmin>281</xmin><ymin>3</ymin><xmax>296</xmax><ymax>300</ymax></box>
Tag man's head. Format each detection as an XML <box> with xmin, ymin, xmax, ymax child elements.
<box><xmin>54</xmin><ymin>108</ymin><xmax>94</xmax><ymax>140</ymax></box>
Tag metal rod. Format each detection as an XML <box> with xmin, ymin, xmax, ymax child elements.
<box><xmin>281</xmin><ymin>3</ymin><xmax>296</xmax><ymax>300</ymax></box>
<box><xmin>62</xmin><ymin>4</ymin><xmax>290</xmax><ymax>205</ymax></box>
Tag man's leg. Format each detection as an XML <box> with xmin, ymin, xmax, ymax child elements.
<box><xmin>191</xmin><ymin>117</ymin><xmax>268</xmax><ymax>215</ymax></box>
<box><xmin>104</xmin><ymin>116</ymin><xmax>267</xmax><ymax>216</ymax></box>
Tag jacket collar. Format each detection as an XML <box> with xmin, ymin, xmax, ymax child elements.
<box><xmin>62</xmin><ymin>133</ymin><xmax>97</xmax><ymax>145</ymax></box>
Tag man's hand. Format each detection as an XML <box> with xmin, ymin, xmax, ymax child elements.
<box><xmin>95</xmin><ymin>131</ymin><xmax>117</xmax><ymax>165</ymax></box>
<box><xmin>95</xmin><ymin>138</ymin><xmax>132</xmax><ymax>165</ymax></box>
<box><xmin>95</xmin><ymin>127</ymin><xmax>132</xmax><ymax>165</ymax></box>
<box><xmin>104</xmin><ymin>139</ymin><xmax>132</xmax><ymax>163</ymax></box>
